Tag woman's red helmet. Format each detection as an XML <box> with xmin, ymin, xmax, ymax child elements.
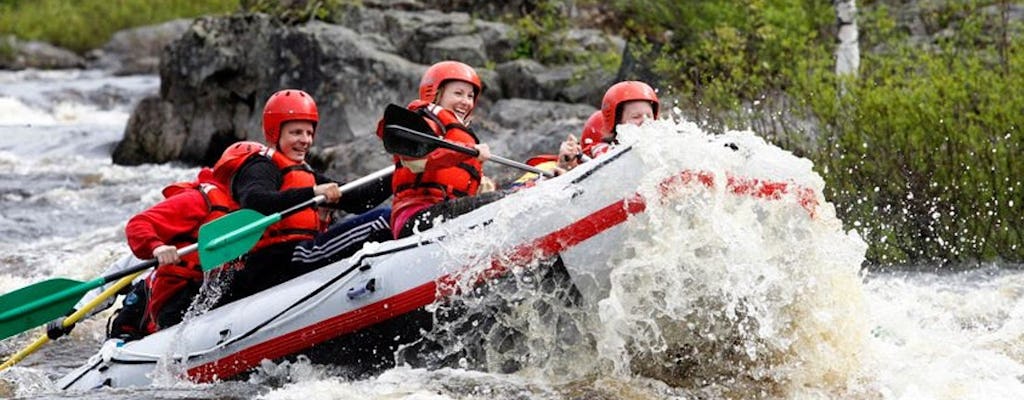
<box><xmin>600</xmin><ymin>81</ymin><xmax>659</xmax><ymax>135</ymax></box>
<box><xmin>419</xmin><ymin>61</ymin><xmax>483</xmax><ymax>113</ymax></box>
<box><xmin>263</xmin><ymin>89</ymin><xmax>319</xmax><ymax>147</ymax></box>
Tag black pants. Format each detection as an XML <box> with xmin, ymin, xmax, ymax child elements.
<box><xmin>218</xmin><ymin>207</ymin><xmax>392</xmax><ymax>305</ymax></box>
<box><xmin>398</xmin><ymin>191</ymin><xmax>507</xmax><ymax>238</ymax></box>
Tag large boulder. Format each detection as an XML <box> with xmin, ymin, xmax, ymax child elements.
<box><xmin>0</xmin><ymin>36</ymin><xmax>84</xmax><ymax>70</ymax></box>
<box><xmin>332</xmin><ymin>7</ymin><xmax>517</xmax><ymax>66</ymax></box>
<box><xmin>87</xmin><ymin>19</ymin><xmax>192</xmax><ymax>75</ymax></box>
<box><xmin>113</xmin><ymin>8</ymin><xmax>623</xmax><ymax>181</ymax></box>
<box><xmin>115</xmin><ymin>14</ymin><xmax>424</xmax><ymax>167</ymax></box>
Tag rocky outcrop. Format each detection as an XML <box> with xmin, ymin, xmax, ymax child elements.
<box><xmin>114</xmin><ymin>14</ymin><xmax>425</xmax><ymax>166</ymax></box>
<box><xmin>0</xmin><ymin>36</ymin><xmax>84</xmax><ymax>70</ymax></box>
<box><xmin>114</xmin><ymin>8</ymin><xmax>625</xmax><ymax>181</ymax></box>
<box><xmin>87</xmin><ymin>19</ymin><xmax>192</xmax><ymax>75</ymax></box>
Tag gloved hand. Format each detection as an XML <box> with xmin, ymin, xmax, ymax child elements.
<box><xmin>46</xmin><ymin>310</ymin><xmax>77</xmax><ymax>340</ymax></box>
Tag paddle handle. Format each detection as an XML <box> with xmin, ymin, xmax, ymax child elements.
<box><xmin>488</xmin><ymin>154</ymin><xmax>554</xmax><ymax>177</ymax></box>
<box><xmin>385</xmin><ymin>124</ymin><xmax>555</xmax><ymax>178</ymax></box>
<box><xmin>0</xmin><ymin>271</ymin><xmax>144</xmax><ymax>371</ymax></box>
<box><xmin>99</xmin><ymin>243</ymin><xmax>194</xmax><ymax>284</ymax></box>
<box><xmin>340</xmin><ymin>165</ymin><xmax>394</xmax><ymax>193</ymax></box>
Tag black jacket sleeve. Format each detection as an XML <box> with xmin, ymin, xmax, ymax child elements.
<box><xmin>232</xmin><ymin>157</ymin><xmax>315</xmax><ymax>215</ymax></box>
<box><xmin>314</xmin><ymin>170</ymin><xmax>393</xmax><ymax>214</ymax></box>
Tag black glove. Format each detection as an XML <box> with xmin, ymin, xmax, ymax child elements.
<box><xmin>46</xmin><ymin>310</ymin><xmax>77</xmax><ymax>340</ymax></box>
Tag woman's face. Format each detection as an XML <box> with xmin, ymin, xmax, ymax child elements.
<box><xmin>278</xmin><ymin>120</ymin><xmax>315</xmax><ymax>162</ymax></box>
<box><xmin>619</xmin><ymin>100</ymin><xmax>655</xmax><ymax>127</ymax></box>
<box><xmin>436</xmin><ymin>80</ymin><xmax>476</xmax><ymax>120</ymax></box>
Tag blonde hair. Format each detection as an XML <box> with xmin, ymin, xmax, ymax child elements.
<box><xmin>433</xmin><ymin>82</ymin><xmax>448</xmax><ymax>105</ymax></box>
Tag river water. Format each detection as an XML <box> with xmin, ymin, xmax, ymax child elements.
<box><xmin>0</xmin><ymin>70</ymin><xmax>1022</xmax><ymax>399</ymax></box>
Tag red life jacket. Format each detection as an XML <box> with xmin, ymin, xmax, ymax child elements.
<box><xmin>387</xmin><ymin>100</ymin><xmax>483</xmax><ymax>204</ymax></box>
<box><xmin>509</xmin><ymin>155</ymin><xmax>559</xmax><ymax>189</ymax></box>
<box><xmin>145</xmin><ymin>170</ymin><xmax>239</xmax><ymax>332</ymax></box>
<box><xmin>212</xmin><ymin>142</ymin><xmax>324</xmax><ymax>250</ymax></box>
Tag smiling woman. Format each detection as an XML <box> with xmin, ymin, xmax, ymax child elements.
<box><xmin>0</xmin><ymin>0</ymin><xmax>236</xmax><ymax>53</ymax></box>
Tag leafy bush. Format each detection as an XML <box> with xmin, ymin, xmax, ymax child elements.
<box><xmin>504</xmin><ymin>1</ymin><xmax>621</xmax><ymax>75</ymax></box>
<box><xmin>611</xmin><ymin>0</ymin><xmax>1022</xmax><ymax>266</ymax></box>
<box><xmin>0</xmin><ymin>0</ymin><xmax>237</xmax><ymax>53</ymax></box>
<box><xmin>794</xmin><ymin>2</ymin><xmax>1023</xmax><ymax>265</ymax></box>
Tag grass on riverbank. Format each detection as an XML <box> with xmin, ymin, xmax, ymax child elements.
<box><xmin>0</xmin><ymin>0</ymin><xmax>237</xmax><ymax>53</ymax></box>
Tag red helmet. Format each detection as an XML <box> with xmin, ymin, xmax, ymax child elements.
<box><xmin>579</xmin><ymin>110</ymin><xmax>605</xmax><ymax>155</ymax></box>
<box><xmin>419</xmin><ymin>61</ymin><xmax>482</xmax><ymax>110</ymax></box>
<box><xmin>600</xmin><ymin>81</ymin><xmax>659</xmax><ymax>135</ymax></box>
<box><xmin>212</xmin><ymin>141</ymin><xmax>268</xmax><ymax>186</ymax></box>
<box><xmin>263</xmin><ymin>89</ymin><xmax>319</xmax><ymax>147</ymax></box>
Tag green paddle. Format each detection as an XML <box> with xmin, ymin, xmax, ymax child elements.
<box><xmin>197</xmin><ymin>197</ymin><xmax>324</xmax><ymax>267</ymax></box>
<box><xmin>200</xmin><ymin>163</ymin><xmax>395</xmax><ymax>266</ymax></box>
<box><xmin>0</xmin><ymin>165</ymin><xmax>394</xmax><ymax>341</ymax></box>
<box><xmin>0</xmin><ymin>250</ymin><xmax>173</xmax><ymax>341</ymax></box>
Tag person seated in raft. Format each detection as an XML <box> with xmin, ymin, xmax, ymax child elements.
<box><xmin>585</xmin><ymin>80</ymin><xmax>660</xmax><ymax>158</ymax></box>
<box><xmin>116</xmin><ymin>167</ymin><xmax>240</xmax><ymax>339</ymax></box>
<box><xmin>46</xmin><ymin>166</ymin><xmax>243</xmax><ymax>342</ymax></box>
<box><xmin>212</xmin><ymin>90</ymin><xmax>392</xmax><ymax>304</ymax></box>
<box><xmin>510</xmin><ymin>81</ymin><xmax>661</xmax><ymax>188</ymax></box>
<box><xmin>508</xmin><ymin>111</ymin><xmax>597</xmax><ymax>189</ymax></box>
<box><xmin>380</xmin><ymin>60</ymin><xmax>507</xmax><ymax>239</ymax></box>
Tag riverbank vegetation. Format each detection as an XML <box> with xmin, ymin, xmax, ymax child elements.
<box><xmin>599</xmin><ymin>0</ymin><xmax>1022</xmax><ymax>266</ymax></box>
<box><xmin>0</xmin><ymin>0</ymin><xmax>236</xmax><ymax>53</ymax></box>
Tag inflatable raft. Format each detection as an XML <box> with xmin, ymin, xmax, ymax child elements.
<box><xmin>59</xmin><ymin>135</ymin><xmax>820</xmax><ymax>390</ymax></box>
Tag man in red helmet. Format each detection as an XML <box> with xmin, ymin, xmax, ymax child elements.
<box><xmin>515</xmin><ymin>82</ymin><xmax>658</xmax><ymax>186</ymax></box>
<box><xmin>214</xmin><ymin>90</ymin><xmax>392</xmax><ymax>303</ymax></box>
<box><xmin>381</xmin><ymin>60</ymin><xmax>505</xmax><ymax>239</ymax></box>
<box><xmin>591</xmin><ymin>81</ymin><xmax>660</xmax><ymax>157</ymax></box>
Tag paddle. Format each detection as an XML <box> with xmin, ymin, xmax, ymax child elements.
<box><xmin>381</xmin><ymin>104</ymin><xmax>556</xmax><ymax>178</ymax></box>
<box><xmin>0</xmin><ymin>165</ymin><xmax>394</xmax><ymax>341</ymax></box>
<box><xmin>0</xmin><ymin>270</ymin><xmax>144</xmax><ymax>371</ymax></box>
<box><xmin>199</xmin><ymin>164</ymin><xmax>394</xmax><ymax>267</ymax></box>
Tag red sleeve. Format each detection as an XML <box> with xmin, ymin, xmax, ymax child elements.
<box><xmin>125</xmin><ymin>191</ymin><xmax>209</xmax><ymax>259</ymax></box>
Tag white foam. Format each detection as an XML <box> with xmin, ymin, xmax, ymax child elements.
<box><xmin>0</xmin><ymin>97</ymin><xmax>56</xmax><ymax>125</ymax></box>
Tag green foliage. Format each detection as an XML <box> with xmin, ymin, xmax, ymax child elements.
<box><xmin>792</xmin><ymin>1</ymin><xmax>1023</xmax><ymax>265</ymax></box>
<box><xmin>506</xmin><ymin>0</ymin><xmax>620</xmax><ymax>74</ymax></box>
<box><xmin>613</xmin><ymin>0</ymin><xmax>833</xmax><ymax>116</ymax></box>
<box><xmin>0</xmin><ymin>0</ymin><xmax>237</xmax><ymax>54</ymax></box>
<box><xmin>614</xmin><ymin>0</ymin><xmax>1023</xmax><ymax>265</ymax></box>
<box><xmin>240</xmin><ymin>0</ymin><xmax>361</xmax><ymax>24</ymax></box>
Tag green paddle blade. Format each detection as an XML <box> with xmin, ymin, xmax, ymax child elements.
<box><xmin>199</xmin><ymin>209</ymin><xmax>280</xmax><ymax>269</ymax></box>
<box><xmin>0</xmin><ymin>277</ymin><xmax>100</xmax><ymax>340</ymax></box>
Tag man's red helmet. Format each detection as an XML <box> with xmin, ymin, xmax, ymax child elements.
<box><xmin>263</xmin><ymin>89</ymin><xmax>319</xmax><ymax>147</ymax></box>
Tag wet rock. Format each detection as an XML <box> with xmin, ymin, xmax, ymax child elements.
<box><xmin>114</xmin><ymin>7</ymin><xmax>622</xmax><ymax>171</ymax></box>
<box><xmin>118</xmin><ymin>13</ymin><xmax>424</xmax><ymax>166</ymax></box>
<box><xmin>497</xmin><ymin>59</ymin><xmax>612</xmax><ymax>105</ymax></box>
<box><xmin>113</xmin><ymin>96</ymin><xmax>186</xmax><ymax>165</ymax></box>
<box><xmin>87</xmin><ymin>19</ymin><xmax>192</xmax><ymax>75</ymax></box>
<box><xmin>0</xmin><ymin>36</ymin><xmax>85</xmax><ymax>70</ymax></box>
<box><xmin>332</xmin><ymin>7</ymin><xmax>517</xmax><ymax>66</ymax></box>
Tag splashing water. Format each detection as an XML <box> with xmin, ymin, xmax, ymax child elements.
<box><xmin>594</xmin><ymin>122</ymin><xmax>869</xmax><ymax>397</ymax></box>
